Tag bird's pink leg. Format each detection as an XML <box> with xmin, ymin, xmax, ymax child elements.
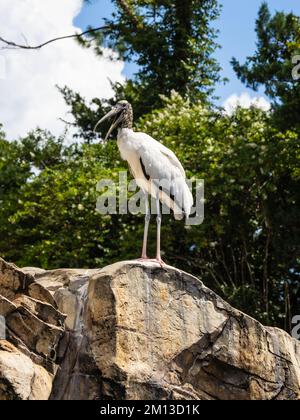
<box><xmin>140</xmin><ymin>192</ymin><xmax>150</xmax><ymax>260</ymax></box>
<box><xmin>155</xmin><ymin>196</ymin><xmax>166</xmax><ymax>267</ymax></box>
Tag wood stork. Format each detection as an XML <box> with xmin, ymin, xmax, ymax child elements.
<box><xmin>94</xmin><ymin>100</ymin><xmax>193</xmax><ymax>265</ymax></box>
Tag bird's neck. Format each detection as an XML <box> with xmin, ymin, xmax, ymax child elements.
<box><xmin>118</xmin><ymin>127</ymin><xmax>133</xmax><ymax>138</ymax></box>
<box><xmin>121</xmin><ymin>107</ymin><xmax>133</xmax><ymax>129</ymax></box>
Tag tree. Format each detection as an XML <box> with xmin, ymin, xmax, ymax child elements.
<box><xmin>231</xmin><ymin>2</ymin><xmax>300</xmax><ymax>131</ymax></box>
<box><xmin>0</xmin><ymin>1</ymin><xmax>222</xmax><ymax>119</ymax></box>
<box><xmin>99</xmin><ymin>0</ymin><xmax>222</xmax><ymax>116</ymax></box>
<box><xmin>0</xmin><ymin>127</ymin><xmax>140</xmax><ymax>268</ymax></box>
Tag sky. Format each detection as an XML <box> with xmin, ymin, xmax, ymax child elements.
<box><xmin>0</xmin><ymin>0</ymin><xmax>124</xmax><ymax>140</ymax></box>
<box><xmin>75</xmin><ymin>0</ymin><xmax>300</xmax><ymax>102</ymax></box>
<box><xmin>215</xmin><ymin>0</ymin><xmax>300</xmax><ymax>104</ymax></box>
<box><xmin>1</xmin><ymin>0</ymin><xmax>300</xmax><ymax>139</ymax></box>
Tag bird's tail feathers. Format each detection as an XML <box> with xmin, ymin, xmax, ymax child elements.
<box><xmin>159</xmin><ymin>178</ymin><xmax>193</xmax><ymax>222</ymax></box>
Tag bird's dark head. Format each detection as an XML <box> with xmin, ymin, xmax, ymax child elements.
<box><xmin>94</xmin><ymin>100</ymin><xmax>133</xmax><ymax>141</ymax></box>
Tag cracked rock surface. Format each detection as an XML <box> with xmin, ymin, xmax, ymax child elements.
<box><xmin>0</xmin><ymin>258</ymin><xmax>65</xmax><ymax>400</ymax></box>
<box><xmin>1</xmin><ymin>258</ymin><xmax>300</xmax><ymax>400</ymax></box>
<box><xmin>86</xmin><ymin>261</ymin><xmax>300</xmax><ymax>400</ymax></box>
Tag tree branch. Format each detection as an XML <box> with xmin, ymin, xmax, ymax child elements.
<box><xmin>0</xmin><ymin>25</ymin><xmax>109</xmax><ymax>50</ymax></box>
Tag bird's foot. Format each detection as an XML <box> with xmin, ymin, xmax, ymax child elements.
<box><xmin>138</xmin><ymin>255</ymin><xmax>151</xmax><ymax>262</ymax></box>
<box><xmin>137</xmin><ymin>256</ymin><xmax>166</xmax><ymax>267</ymax></box>
<box><xmin>155</xmin><ymin>257</ymin><xmax>166</xmax><ymax>268</ymax></box>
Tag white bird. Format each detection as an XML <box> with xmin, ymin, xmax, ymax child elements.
<box><xmin>94</xmin><ymin>100</ymin><xmax>193</xmax><ymax>265</ymax></box>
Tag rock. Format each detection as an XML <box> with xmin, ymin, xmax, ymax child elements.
<box><xmin>25</xmin><ymin>266</ymin><xmax>102</xmax><ymax>400</ymax></box>
<box><xmin>0</xmin><ymin>259</ymin><xmax>55</xmax><ymax>307</ymax></box>
<box><xmin>0</xmin><ymin>295</ymin><xmax>17</xmax><ymax>317</ymax></box>
<box><xmin>1</xmin><ymin>258</ymin><xmax>300</xmax><ymax>400</ymax></box>
<box><xmin>24</xmin><ymin>267</ymin><xmax>99</xmax><ymax>330</ymax></box>
<box><xmin>0</xmin><ymin>258</ymin><xmax>65</xmax><ymax>400</ymax></box>
<box><xmin>6</xmin><ymin>306</ymin><xmax>63</xmax><ymax>358</ymax></box>
<box><xmin>13</xmin><ymin>295</ymin><xmax>65</xmax><ymax>327</ymax></box>
<box><xmin>84</xmin><ymin>261</ymin><xmax>300</xmax><ymax>400</ymax></box>
<box><xmin>0</xmin><ymin>341</ymin><xmax>52</xmax><ymax>400</ymax></box>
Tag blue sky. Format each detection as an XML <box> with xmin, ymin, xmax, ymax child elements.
<box><xmin>75</xmin><ymin>0</ymin><xmax>300</xmax><ymax>104</ymax></box>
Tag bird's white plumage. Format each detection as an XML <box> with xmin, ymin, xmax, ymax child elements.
<box><xmin>117</xmin><ymin>128</ymin><xmax>193</xmax><ymax>219</ymax></box>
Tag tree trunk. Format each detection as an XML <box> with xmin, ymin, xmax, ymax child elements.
<box><xmin>174</xmin><ymin>0</ymin><xmax>193</xmax><ymax>92</ymax></box>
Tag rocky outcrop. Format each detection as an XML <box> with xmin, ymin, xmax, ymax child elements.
<box><xmin>0</xmin><ymin>258</ymin><xmax>65</xmax><ymax>400</ymax></box>
<box><xmin>86</xmin><ymin>262</ymin><xmax>300</xmax><ymax>400</ymax></box>
<box><xmin>22</xmin><ymin>265</ymin><xmax>102</xmax><ymax>400</ymax></box>
<box><xmin>1</xmin><ymin>258</ymin><xmax>300</xmax><ymax>400</ymax></box>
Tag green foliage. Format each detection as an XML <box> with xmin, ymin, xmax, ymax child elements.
<box><xmin>0</xmin><ymin>129</ymin><xmax>123</xmax><ymax>268</ymax></box>
<box><xmin>232</xmin><ymin>2</ymin><xmax>300</xmax><ymax>131</ymax></box>
<box><xmin>0</xmin><ymin>126</ymin><xmax>150</xmax><ymax>268</ymax></box>
<box><xmin>99</xmin><ymin>0</ymin><xmax>222</xmax><ymax>116</ymax></box>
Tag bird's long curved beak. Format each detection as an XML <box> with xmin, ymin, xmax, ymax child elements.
<box><xmin>94</xmin><ymin>107</ymin><xmax>123</xmax><ymax>141</ymax></box>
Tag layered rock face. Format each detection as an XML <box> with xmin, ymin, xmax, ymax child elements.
<box><xmin>0</xmin><ymin>258</ymin><xmax>65</xmax><ymax>400</ymax></box>
<box><xmin>1</xmin><ymin>258</ymin><xmax>300</xmax><ymax>400</ymax></box>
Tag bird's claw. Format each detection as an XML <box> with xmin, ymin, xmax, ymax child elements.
<box><xmin>155</xmin><ymin>258</ymin><xmax>166</xmax><ymax>268</ymax></box>
<box><xmin>138</xmin><ymin>256</ymin><xmax>151</xmax><ymax>262</ymax></box>
<box><xmin>137</xmin><ymin>257</ymin><xmax>166</xmax><ymax>267</ymax></box>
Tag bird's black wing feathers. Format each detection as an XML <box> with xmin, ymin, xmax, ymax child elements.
<box><xmin>140</xmin><ymin>157</ymin><xmax>150</xmax><ymax>180</ymax></box>
<box><xmin>141</xmin><ymin>156</ymin><xmax>185</xmax><ymax>214</ymax></box>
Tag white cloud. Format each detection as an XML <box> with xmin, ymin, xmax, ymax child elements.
<box><xmin>223</xmin><ymin>92</ymin><xmax>271</xmax><ymax>115</ymax></box>
<box><xmin>0</xmin><ymin>0</ymin><xmax>125</xmax><ymax>140</ymax></box>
